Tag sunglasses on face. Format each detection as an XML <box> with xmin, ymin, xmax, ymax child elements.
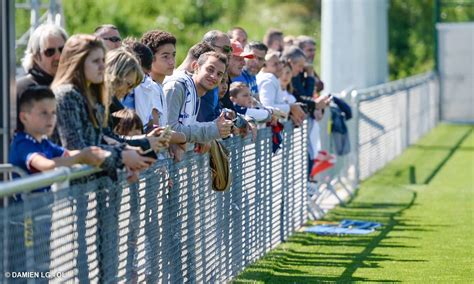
<box><xmin>214</xmin><ymin>44</ymin><xmax>233</xmax><ymax>54</ymax></box>
<box><xmin>103</xmin><ymin>36</ymin><xmax>122</xmax><ymax>43</ymax></box>
<box><xmin>43</xmin><ymin>46</ymin><xmax>64</xmax><ymax>57</ymax></box>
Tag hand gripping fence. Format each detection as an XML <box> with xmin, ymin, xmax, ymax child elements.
<box><xmin>0</xmin><ymin>121</ymin><xmax>308</xmax><ymax>283</ymax></box>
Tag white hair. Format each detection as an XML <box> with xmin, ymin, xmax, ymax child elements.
<box><xmin>21</xmin><ymin>24</ymin><xmax>68</xmax><ymax>72</ymax></box>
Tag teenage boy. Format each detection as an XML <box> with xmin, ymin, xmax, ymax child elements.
<box><xmin>123</xmin><ymin>38</ymin><xmax>186</xmax><ymax>160</ymax></box>
<box><xmin>163</xmin><ymin>51</ymin><xmax>233</xmax><ymax>143</ymax></box>
<box><xmin>198</xmin><ymin>30</ymin><xmax>232</xmax><ymax>122</ymax></box>
<box><xmin>10</xmin><ymin>86</ymin><xmax>108</xmax><ymax>180</ymax></box>
<box><xmin>138</xmin><ymin>30</ymin><xmax>177</xmax><ymax>126</ymax></box>
<box><xmin>141</xmin><ymin>30</ymin><xmax>176</xmax><ymax>85</ymax></box>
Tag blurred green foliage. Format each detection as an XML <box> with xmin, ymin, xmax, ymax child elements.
<box><xmin>15</xmin><ymin>0</ymin><xmax>322</xmax><ymax>71</ymax></box>
<box><xmin>388</xmin><ymin>0</ymin><xmax>473</xmax><ymax>79</ymax></box>
<box><xmin>15</xmin><ymin>0</ymin><xmax>474</xmax><ymax>79</ymax></box>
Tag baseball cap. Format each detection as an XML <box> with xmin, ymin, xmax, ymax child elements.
<box><xmin>231</xmin><ymin>41</ymin><xmax>255</xmax><ymax>59</ymax></box>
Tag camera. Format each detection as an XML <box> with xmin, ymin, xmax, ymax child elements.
<box><xmin>222</xmin><ymin>108</ymin><xmax>248</xmax><ymax>130</ymax></box>
<box><xmin>233</xmin><ymin>114</ymin><xmax>248</xmax><ymax>129</ymax></box>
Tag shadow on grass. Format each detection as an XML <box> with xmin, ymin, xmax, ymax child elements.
<box><xmin>422</xmin><ymin>127</ymin><xmax>472</xmax><ymax>184</ymax></box>
<box><xmin>360</xmin><ymin>126</ymin><xmax>473</xmax><ymax>187</ymax></box>
<box><xmin>236</xmin><ymin>127</ymin><xmax>473</xmax><ymax>283</ymax></box>
<box><xmin>235</xmin><ymin>187</ymin><xmax>426</xmax><ymax>283</ymax></box>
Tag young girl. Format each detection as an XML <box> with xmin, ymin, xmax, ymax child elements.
<box><xmin>279</xmin><ymin>61</ymin><xmax>297</xmax><ymax>104</ymax></box>
<box><xmin>52</xmin><ymin>34</ymin><xmax>155</xmax><ymax>178</ymax></box>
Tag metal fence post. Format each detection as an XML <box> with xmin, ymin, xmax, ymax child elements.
<box><xmin>406</xmin><ymin>84</ymin><xmax>411</xmax><ymax>147</ymax></box>
<box><xmin>350</xmin><ymin>90</ymin><xmax>361</xmax><ymax>186</ymax></box>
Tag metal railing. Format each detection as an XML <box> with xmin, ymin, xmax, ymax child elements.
<box><xmin>0</xmin><ymin>70</ymin><xmax>441</xmax><ymax>281</ymax></box>
<box><xmin>308</xmin><ymin>71</ymin><xmax>440</xmax><ymax>218</ymax></box>
<box><xmin>0</xmin><ymin>121</ymin><xmax>307</xmax><ymax>283</ymax></box>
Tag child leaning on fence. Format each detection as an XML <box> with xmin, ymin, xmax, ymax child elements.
<box><xmin>229</xmin><ymin>82</ymin><xmax>272</xmax><ymax>123</ymax></box>
<box><xmin>9</xmin><ymin>85</ymin><xmax>109</xmax><ymax>185</ymax></box>
<box><xmin>6</xmin><ymin>85</ymin><xmax>110</xmax><ymax>276</ymax></box>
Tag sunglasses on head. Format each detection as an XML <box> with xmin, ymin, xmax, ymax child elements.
<box><xmin>43</xmin><ymin>46</ymin><xmax>64</xmax><ymax>57</ymax></box>
<box><xmin>104</xmin><ymin>36</ymin><xmax>122</xmax><ymax>43</ymax></box>
<box><xmin>214</xmin><ymin>44</ymin><xmax>233</xmax><ymax>54</ymax></box>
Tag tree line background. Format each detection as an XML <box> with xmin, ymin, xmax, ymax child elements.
<box><xmin>15</xmin><ymin>0</ymin><xmax>474</xmax><ymax>80</ymax></box>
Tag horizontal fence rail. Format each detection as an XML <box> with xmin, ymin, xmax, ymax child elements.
<box><xmin>0</xmin><ymin>121</ymin><xmax>307</xmax><ymax>283</ymax></box>
<box><xmin>354</xmin><ymin>71</ymin><xmax>439</xmax><ymax>180</ymax></box>
<box><xmin>308</xmin><ymin>71</ymin><xmax>440</xmax><ymax>218</ymax></box>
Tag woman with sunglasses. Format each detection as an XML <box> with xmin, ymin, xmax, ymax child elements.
<box><xmin>17</xmin><ymin>24</ymin><xmax>68</xmax><ymax>102</ymax></box>
<box><xmin>52</xmin><ymin>34</ymin><xmax>156</xmax><ymax>180</ymax></box>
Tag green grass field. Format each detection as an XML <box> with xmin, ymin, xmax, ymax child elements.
<box><xmin>235</xmin><ymin>123</ymin><xmax>474</xmax><ymax>283</ymax></box>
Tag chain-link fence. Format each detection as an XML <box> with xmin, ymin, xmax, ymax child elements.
<box><xmin>0</xmin><ymin>121</ymin><xmax>307</xmax><ymax>283</ymax></box>
<box><xmin>0</xmin><ymin>71</ymin><xmax>440</xmax><ymax>281</ymax></box>
<box><xmin>354</xmin><ymin>71</ymin><xmax>439</xmax><ymax>180</ymax></box>
<box><xmin>309</xmin><ymin>71</ymin><xmax>440</xmax><ymax>218</ymax></box>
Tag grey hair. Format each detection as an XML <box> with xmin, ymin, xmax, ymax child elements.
<box><xmin>245</xmin><ymin>41</ymin><xmax>268</xmax><ymax>53</ymax></box>
<box><xmin>21</xmin><ymin>24</ymin><xmax>68</xmax><ymax>72</ymax></box>
<box><xmin>202</xmin><ymin>30</ymin><xmax>228</xmax><ymax>45</ymax></box>
<box><xmin>296</xmin><ymin>35</ymin><xmax>316</xmax><ymax>49</ymax></box>
<box><xmin>281</xmin><ymin>46</ymin><xmax>306</xmax><ymax>62</ymax></box>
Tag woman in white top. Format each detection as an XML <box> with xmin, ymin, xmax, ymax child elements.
<box><xmin>256</xmin><ymin>51</ymin><xmax>305</xmax><ymax>125</ymax></box>
<box><xmin>279</xmin><ymin>61</ymin><xmax>297</xmax><ymax>104</ymax></box>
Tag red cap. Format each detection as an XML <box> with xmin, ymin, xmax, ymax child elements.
<box><xmin>231</xmin><ymin>41</ymin><xmax>255</xmax><ymax>59</ymax></box>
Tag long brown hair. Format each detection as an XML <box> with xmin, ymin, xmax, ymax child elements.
<box><xmin>52</xmin><ymin>34</ymin><xmax>108</xmax><ymax>128</ymax></box>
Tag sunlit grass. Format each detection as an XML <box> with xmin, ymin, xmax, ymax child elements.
<box><xmin>235</xmin><ymin>123</ymin><xmax>474</xmax><ymax>283</ymax></box>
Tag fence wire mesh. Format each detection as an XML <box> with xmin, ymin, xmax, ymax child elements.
<box><xmin>356</xmin><ymin>72</ymin><xmax>439</xmax><ymax>180</ymax></box>
<box><xmin>308</xmin><ymin>71</ymin><xmax>440</xmax><ymax>219</ymax></box>
<box><xmin>0</xmin><ymin>121</ymin><xmax>307</xmax><ymax>283</ymax></box>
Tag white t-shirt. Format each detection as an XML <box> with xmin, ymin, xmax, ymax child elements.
<box><xmin>282</xmin><ymin>89</ymin><xmax>297</xmax><ymax>104</ymax></box>
<box><xmin>256</xmin><ymin>71</ymin><xmax>291</xmax><ymax>114</ymax></box>
<box><xmin>134</xmin><ymin>75</ymin><xmax>168</xmax><ymax>127</ymax></box>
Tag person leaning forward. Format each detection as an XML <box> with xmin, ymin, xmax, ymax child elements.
<box><xmin>163</xmin><ymin>51</ymin><xmax>234</xmax><ymax>143</ymax></box>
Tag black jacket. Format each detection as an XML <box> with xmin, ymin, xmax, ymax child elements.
<box><xmin>16</xmin><ymin>65</ymin><xmax>54</xmax><ymax>99</ymax></box>
<box><xmin>16</xmin><ymin>65</ymin><xmax>54</xmax><ymax>130</ymax></box>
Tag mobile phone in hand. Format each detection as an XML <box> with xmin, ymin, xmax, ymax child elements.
<box><xmin>140</xmin><ymin>147</ymin><xmax>158</xmax><ymax>159</ymax></box>
<box><xmin>161</xmin><ymin>125</ymin><xmax>172</xmax><ymax>137</ymax></box>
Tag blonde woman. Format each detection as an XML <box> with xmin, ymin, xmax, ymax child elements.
<box><xmin>104</xmin><ymin>47</ymin><xmax>143</xmax><ymax>113</ymax></box>
<box><xmin>103</xmin><ymin>48</ymin><xmax>175</xmax><ymax>157</ymax></box>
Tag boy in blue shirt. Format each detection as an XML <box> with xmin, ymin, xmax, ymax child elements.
<box><xmin>10</xmin><ymin>85</ymin><xmax>107</xmax><ymax>183</ymax></box>
<box><xmin>7</xmin><ymin>85</ymin><xmax>108</xmax><ymax>274</ymax></box>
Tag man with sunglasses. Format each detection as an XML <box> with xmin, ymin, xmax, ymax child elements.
<box><xmin>94</xmin><ymin>24</ymin><xmax>122</xmax><ymax>50</ymax></box>
<box><xmin>17</xmin><ymin>24</ymin><xmax>68</xmax><ymax>128</ymax></box>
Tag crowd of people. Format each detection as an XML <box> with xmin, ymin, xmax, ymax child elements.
<box><xmin>11</xmin><ymin>23</ymin><xmax>333</xmax><ymax>188</ymax></box>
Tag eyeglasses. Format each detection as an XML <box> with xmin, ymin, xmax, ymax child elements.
<box><xmin>43</xmin><ymin>46</ymin><xmax>64</xmax><ymax>57</ymax></box>
<box><xmin>103</xmin><ymin>36</ymin><xmax>122</xmax><ymax>43</ymax></box>
<box><xmin>214</xmin><ymin>44</ymin><xmax>233</xmax><ymax>54</ymax></box>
